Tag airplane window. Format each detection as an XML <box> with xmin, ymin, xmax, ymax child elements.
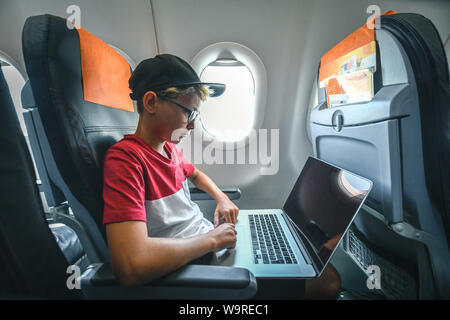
<box><xmin>199</xmin><ymin>59</ymin><xmax>255</xmax><ymax>142</ymax></box>
<box><xmin>0</xmin><ymin>57</ymin><xmax>27</xmax><ymax>136</ymax></box>
<box><xmin>191</xmin><ymin>42</ymin><xmax>267</xmax><ymax>148</ymax></box>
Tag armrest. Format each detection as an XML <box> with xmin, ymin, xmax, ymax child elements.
<box><xmin>190</xmin><ymin>187</ymin><xmax>241</xmax><ymax>201</ymax></box>
<box><xmin>80</xmin><ymin>263</ymin><xmax>257</xmax><ymax>300</ymax></box>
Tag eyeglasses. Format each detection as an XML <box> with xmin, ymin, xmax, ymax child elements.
<box><xmin>157</xmin><ymin>96</ymin><xmax>199</xmax><ymax>124</ymax></box>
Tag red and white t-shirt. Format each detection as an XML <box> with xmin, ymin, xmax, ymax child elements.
<box><xmin>103</xmin><ymin>134</ymin><xmax>213</xmax><ymax>238</ymax></box>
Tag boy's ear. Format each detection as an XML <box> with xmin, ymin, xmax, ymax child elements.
<box><xmin>142</xmin><ymin>91</ymin><xmax>158</xmax><ymax>114</ymax></box>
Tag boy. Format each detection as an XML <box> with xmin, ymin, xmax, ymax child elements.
<box><xmin>103</xmin><ymin>54</ymin><xmax>341</xmax><ymax>299</ymax></box>
<box><xmin>103</xmin><ymin>54</ymin><xmax>238</xmax><ymax>287</ymax></box>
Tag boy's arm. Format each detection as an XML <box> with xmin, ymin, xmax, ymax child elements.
<box><xmin>189</xmin><ymin>167</ymin><xmax>239</xmax><ymax>226</ymax></box>
<box><xmin>106</xmin><ymin>220</ymin><xmax>236</xmax><ymax>287</ymax></box>
<box><xmin>103</xmin><ymin>149</ymin><xmax>237</xmax><ymax>287</ymax></box>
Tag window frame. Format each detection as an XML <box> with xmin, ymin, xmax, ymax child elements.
<box><xmin>191</xmin><ymin>42</ymin><xmax>267</xmax><ymax>150</ymax></box>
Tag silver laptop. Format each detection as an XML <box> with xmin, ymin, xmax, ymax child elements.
<box><xmin>213</xmin><ymin>156</ymin><xmax>372</xmax><ymax>278</ymax></box>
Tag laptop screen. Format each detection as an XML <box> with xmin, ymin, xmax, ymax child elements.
<box><xmin>283</xmin><ymin>157</ymin><xmax>372</xmax><ymax>273</ymax></box>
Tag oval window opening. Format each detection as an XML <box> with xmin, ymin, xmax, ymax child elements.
<box><xmin>199</xmin><ymin>61</ymin><xmax>255</xmax><ymax>142</ymax></box>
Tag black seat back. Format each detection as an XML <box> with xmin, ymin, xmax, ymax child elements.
<box><xmin>311</xmin><ymin>13</ymin><xmax>450</xmax><ymax>299</ymax></box>
<box><xmin>0</xmin><ymin>66</ymin><xmax>82</xmax><ymax>299</ymax></box>
<box><xmin>380</xmin><ymin>14</ymin><xmax>450</xmax><ymax>242</ymax></box>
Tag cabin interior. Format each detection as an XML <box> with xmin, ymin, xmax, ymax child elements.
<box><xmin>0</xmin><ymin>0</ymin><xmax>449</xmax><ymax>301</ymax></box>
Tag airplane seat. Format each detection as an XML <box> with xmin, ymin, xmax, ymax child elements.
<box><xmin>0</xmin><ymin>65</ymin><xmax>83</xmax><ymax>299</ymax></box>
<box><xmin>310</xmin><ymin>13</ymin><xmax>450</xmax><ymax>299</ymax></box>
<box><xmin>21</xmin><ymin>13</ymin><xmax>256</xmax><ymax>299</ymax></box>
<box><xmin>21</xmin><ymin>80</ymin><xmax>66</xmax><ymax>209</ymax></box>
<box><xmin>21</xmin><ymin>80</ymin><xmax>88</xmax><ymax>271</ymax></box>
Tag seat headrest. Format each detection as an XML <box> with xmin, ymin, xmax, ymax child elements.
<box><xmin>320</xmin><ymin>10</ymin><xmax>396</xmax><ymax>85</ymax></box>
<box><xmin>76</xmin><ymin>26</ymin><xmax>134</xmax><ymax>112</ymax></box>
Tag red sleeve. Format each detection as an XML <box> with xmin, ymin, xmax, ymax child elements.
<box><xmin>103</xmin><ymin>147</ymin><xmax>146</xmax><ymax>224</ymax></box>
<box><xmin>173</xmin><ymin>144</ymin><xmax>195</xmax><ymax>178</ymax></box>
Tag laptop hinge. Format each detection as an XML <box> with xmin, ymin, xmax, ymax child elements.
<box><xmin>281</xmin><ymin>213</ymin><xmax>321</xmax><ymax>275</ymax></box>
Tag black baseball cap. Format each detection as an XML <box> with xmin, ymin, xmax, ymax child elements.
<box><xmin>129</xmin><ymin>54</ymin><xmax>226</xmax><ymax>100</ymax></box>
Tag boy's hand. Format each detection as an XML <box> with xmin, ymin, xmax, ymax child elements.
<box><xmin>214</xmin><ymin>197</ymin><xmax>239</xmax><ymax>227</ymax></box>
<box><xmin>207</xmin><ymin>223</ymin><xmax>237</xmax><ymax>251</ymax></box>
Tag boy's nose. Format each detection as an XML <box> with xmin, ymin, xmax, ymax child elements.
<box><xmin>186</xmin><ymin>120</ymin><xmax>195</xmax><ymax>130</ymax></box>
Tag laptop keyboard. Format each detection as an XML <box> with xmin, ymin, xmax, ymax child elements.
<box><xmin>249</xmin><ymin>214</ymin><xmax>298</xmax><ymax>264</ymax></box>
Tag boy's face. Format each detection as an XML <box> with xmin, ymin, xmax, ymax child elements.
<box><xmin>154</xmin><ymin>92</ymin><xmax>200</xmax><ymax>144</ymax></box>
